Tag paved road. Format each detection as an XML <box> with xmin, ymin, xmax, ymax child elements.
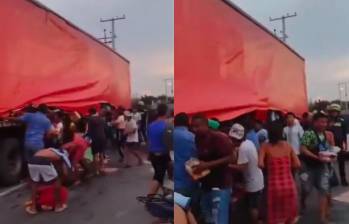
<box><xmin>0</xmin><ymin>161</ymin><xmax>158</xmax><ymax>224</ymax></box>
<box><xmin>299</xmin><ymin>185</ymin><xmax>349</xmax><ymax>224</ymax></box>
<box><xmin>2</xmin><ymin>152</ymin><xmax>349</xmax><ymax>223</ymax></box>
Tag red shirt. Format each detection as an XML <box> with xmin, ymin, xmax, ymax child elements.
<box><xmin>196</xmin><ymin>131</ymin><xmax>234</xmax><ymax>189</ymax></box>
<box><xmin>64</xmin><ymin>133</ymin><xmax>89</xmax><ymax>164</ymax></box>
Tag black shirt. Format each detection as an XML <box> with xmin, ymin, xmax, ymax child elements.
<box><xmin>88</xmin><ymin>115</ymin><xmax>107</xmax><ymax>141</ymax></box>
<box><xmin>328</xmin><ymin>116</ymin><xmax>347</xmax><ymax>148</ymax></box>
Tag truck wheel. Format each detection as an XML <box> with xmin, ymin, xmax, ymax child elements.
<box><xmin>0</xmin><ymin>138</ymin><xmax>23</xmax><ymax>186</ymax></box>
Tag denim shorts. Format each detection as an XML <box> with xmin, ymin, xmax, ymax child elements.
<box><xmin>200</xmin><ymin>188</ymin><xmax>232</xmax><ymax>224</ymax></box>
<box><xmin>300</xmin><ymin>163</ymin><xmax>331</xmax><ymax>196</ymax></box>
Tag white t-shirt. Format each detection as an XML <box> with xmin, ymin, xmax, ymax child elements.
<box><xmin>115</xmin><ymin>115</ymin><xmax>126</xmax><ymax>130</ymax></box>
<box><xmin>283</xmin><ymin>124</ymin><xmax>304</xmax><ymax>155</ymax></box>
<box><xmin>237</xmin><ymin>140</ymin><xmax>264</xmax><ymax>192</ymax></box>
<box><xmin>133</xmin><ymin>112</ymin><xmax>142</xmax><ymax>123</ymax></box>
<box><xmin>125</xmin><ymin>119</ymin><xmax>138</xmax><ymax>143</ymax></box>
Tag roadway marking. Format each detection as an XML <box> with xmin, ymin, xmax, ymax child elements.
<box><xmin>0</xmin><ymin>183</ymin><xmax>26</xmax><ymax>197</ymax></box>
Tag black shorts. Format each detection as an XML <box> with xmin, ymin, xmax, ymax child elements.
<box><xmin>149</xmin><ymin>153</ymin><xmax>170</xmax><ymax>185</ymax></box>
<box><xmin>125</xmin><ymin>142</ymin><xmax>139</xmax><ymax>149</ymax></box>
<box><xmin>91</xmin><ymin>138</ymin><xmax>107</xmax><ymax>155</ymax></box>
<box><xmin>246</xmin><ymin>190</ymin><xmax>263</xmax><ymax>209</ymax></box>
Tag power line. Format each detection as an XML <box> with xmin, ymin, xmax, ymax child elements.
<box><xmin>100</xmin><ymin>15</ymin><xmax>126</xmax><ymax>50</ymax></box>
<box><xmin>269</xmin><ymin>12</ymin><xmax>297</xmax><ymax>42</ymax></box>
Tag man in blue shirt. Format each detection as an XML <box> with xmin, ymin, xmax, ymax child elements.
<box><xmin>147</xmin><ymin>104</ymin><xmax>171</xmax><ymax>197</ymax></box>
<box><xmin>19</xmin><ymin>104</ymin><xmax>54</xmax><ymax>160</ymax></box>
<box><xmin>246</xmin><ymin>129</ymin><xmax>260</xmax><ymax>150</ymax></box>
<box><xmin>174</xmin><ymin>113</ymin><xmax>197</xmax><ymax>196</ymax></box>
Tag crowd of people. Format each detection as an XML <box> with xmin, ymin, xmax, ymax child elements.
<box><xmin>8</xmin><ymin>103</ymin><xmax>155</xmax><ymax>215</ymax></box>
<box><xmin>174</xmin><ymin>103</ymin><xmax>348</xmax><ymax>224</ymax></box>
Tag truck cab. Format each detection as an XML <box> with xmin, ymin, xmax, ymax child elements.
<box><xmin>0</xmin><ymin>120</ymin><xmax>26</xmax><ymax>186</ymax></box>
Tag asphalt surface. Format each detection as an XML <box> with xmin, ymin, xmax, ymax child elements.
<box><xmin>2</xmin><ymin>153</ymin><xmax>349</xmax><ymax>223</ymax></box>
<box><xmin>299</xmin><ymin>184</ymin><xmax>349</xmax><ymax>224</ymax></box>
<box><xmin>230</xmin><ymin>167</ymin><xmax>349</xmax><ymax>223</ymax></box>
<box><xmin>0</xmin><ymin>151</ymin><xmax>160</xmax><ymax>224</ymax></box>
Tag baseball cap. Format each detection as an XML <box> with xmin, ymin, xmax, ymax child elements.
<box><xmin>229</xmin><ymin>123</ymin><xmax>245</xmax><ymax>140</ymax></box>
<box><xmin>328</xmin><ymin>103</ymin><xmax>341</xmax><ymax>112</ymax></box>
<box><xmin>208</xmin><ymin>119</ymin><xmax>220</xmax><ymax>130</ymax></box>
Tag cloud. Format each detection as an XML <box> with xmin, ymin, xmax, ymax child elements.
<box><xmin>305</xmin><ymin>56</ymin><xmax>349</xmax><ymax>101</ymax></box>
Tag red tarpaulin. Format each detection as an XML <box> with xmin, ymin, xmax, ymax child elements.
<box><xmin>0</xmin><ymin>0</ymin><xmax>131</xmax><ymax>114</ymax></box>
<box><xmin>175</xmin><ymin>0</ymin><xmax>308</xmax><ymax>120</ymax></box>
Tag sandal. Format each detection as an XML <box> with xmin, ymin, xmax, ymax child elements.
<box><xmin>54</xmin><ymin>204</ymin><xmax>68</xmax><ymax>213</ymax></box>
<box><xmin>24</xmin><ymin>200</ymin><xmax>33</xmax><ymax>207</ymax></box>
<box><xmin>41</xmin><ymin>205</ymin><xmax>53</xmax><ymax>211</ymax></box>
<box><xmin>25</xmin><ymin>206</ymin><xmax>38</xmax><ymax>215</ymax></box>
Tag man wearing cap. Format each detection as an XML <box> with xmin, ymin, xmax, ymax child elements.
<box><xmin>229</xmin><ymin>124</ymin><xmax>264</xmax><ymax>224</ymax></box>
<box><xmin>328</xmin><ymin>103</ymin><xmax>348</xmax><ymax>186</ymax></box>
<box><xmin>123</xmin><ymin>110</ymin><xmax>142</xmax><ymax>167</ymax></box>
<box><xmin>191</xmin><ymin>114</ymin><xmax>235</xmax><ymax>224</ymax></box>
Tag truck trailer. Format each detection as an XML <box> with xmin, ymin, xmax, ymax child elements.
<box><xmin>175</xmin><ymin>0</ymin><xmax>308</xmax><ymax>120</ymax></box>
<box><xmin>0</xmin><ymin>0</ymin><xmax>131</xmax><ymax>185</ymax></box>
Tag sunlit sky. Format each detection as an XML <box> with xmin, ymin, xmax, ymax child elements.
<box><xmin>232</xmin><ymin>0</ymin><xmax>349</xmax><ymax>101</ymax></box>
<box><xmin>37</xmin><ymin>0</ymin><xmax>173</xmax><ymax>97</ymax></box>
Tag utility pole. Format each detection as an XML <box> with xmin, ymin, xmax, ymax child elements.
<box><xmin>98</xmin><ymin>29</ymin><xmax>113</xmax><ymax>46</ymax></box>
<box><xmin>338</xmin><ymin>81</ymin><xmax>349</xmax><ymax>111</ymax></box>
<box><xmin>100</xmin><ymin>15</ymin><xmax>126</xmax><ymax>50</ymax></box>
<box><xmin>164</xmin><ymin>78</ymin><xmax>174</xmax><ymax>103</ymax></box>
<box><xmin>269</xmin><ymin>12</ymin><xmax>297</xmax><ymax>42</ymax></box>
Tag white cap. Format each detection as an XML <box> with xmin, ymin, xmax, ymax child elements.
<box><xmin>229</xmin><ymin>123</ymin><xmax>245</xmax><ymax>140</ymax></box>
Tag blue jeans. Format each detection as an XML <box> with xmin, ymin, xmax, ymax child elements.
<box><xmin>200</xmin><ymin>188</ymin><xmax>231</xmax><ymax>224</ymax></box>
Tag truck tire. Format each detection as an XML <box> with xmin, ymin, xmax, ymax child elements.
<box><xmin>0</xmin><ymin>138</ymin><xmax>23</xmax><ymax>186</ymax></box>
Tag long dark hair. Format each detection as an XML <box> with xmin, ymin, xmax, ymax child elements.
<box><xmin>62</xmin><ymin>114</ymin><xmax>74</xmax><ymax>144</ymax></box>
<box><xmin>267</xmin><ymin>121</ymin><xmax>284</xmax><ymax>144</ymax></box>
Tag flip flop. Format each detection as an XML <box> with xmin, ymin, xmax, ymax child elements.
<box><xmin>54</xmin><ymin>204</ymin><xmax>68</xmax><ymax>213</ymax></box>
<box><xmin>25</xmin><ymin>206</ymin><xmax>38</xmax><ymax>215</ymax></box>
<box><xmin>41</xmin><ymin>205</ymin><xmax>53</xmax><ymax>211</ymax></box>
<box><xmin>24</xmin><ymin>200</ymin><xmax>33</xmax><ymax>207</ymax></box>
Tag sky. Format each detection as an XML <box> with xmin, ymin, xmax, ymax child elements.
<box><xmin>37</xmin><ymin>0</ymin><xmax>173</xmax><ymax>97</ymax></box>
<box><xmin>231</xmin><ymin>0</ymin><xmax>349</xmax><ymax>101</ymax></box>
